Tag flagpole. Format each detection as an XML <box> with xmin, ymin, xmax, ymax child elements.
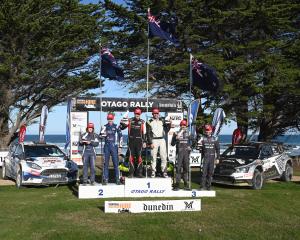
<box><xmin>99</xmin><ymin>43</ymin><xmax>103</xmax><ymax>156</ymax></box>
<box><xmin>188</xmin><ymin>53</ymin><xmax>193</xmax><ymax>190</ymax></box>
<box><xmin>145</xmin><ymin>16</ymin><xmax>150</xmax><ymax>179</ymax></box>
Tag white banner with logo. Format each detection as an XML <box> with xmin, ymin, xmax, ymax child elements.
<box><xmin>105</xmin><ymin>199</ymin><xmax>201</xmax><ymax>213</ymax></box>
<box><xmin>0</xmin><ymin>151</ymin><xmax>8</xmax><ymax>167</ymax></box>
<box><xmin>70</xmin><ymin>111</ymin><xmax>88</xmax><ymax>165</ymax></box>
<box><xmin>166</xmin><ymin>112</ymin><xmax>184</xmax><ymax>164</ymax></box>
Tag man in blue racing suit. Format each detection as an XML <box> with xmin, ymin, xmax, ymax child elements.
<box><xmin>80</xmin><ymin>122</ymin><xmax>100</xmax><ymax>185</ymax></box>
<box><xmin>101</xmin><ymin>113</ymin><xmax>122</xmax><ymax>185</ymax></box>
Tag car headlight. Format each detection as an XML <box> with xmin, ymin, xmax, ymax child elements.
<box><xmin>26</xmin><ymin>162</ymin><xmax>42</xmax><ymax>170</ymax></box>
<box><xmin>235</xmin><ymin>166</ymin><xmax>250</xmax><ymax>173</ymax></box>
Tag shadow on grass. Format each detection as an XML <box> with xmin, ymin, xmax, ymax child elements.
<box><xmin>97</xmin><ymin>206</ymin><xmax>105</xmax><ymax>213</ymax></box>
<box><xmin>67</xmin><ymin>183</ymin><xmax>78</xmax><ymax>198</ymax></box>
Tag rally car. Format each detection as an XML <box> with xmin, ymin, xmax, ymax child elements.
<box><xmin>213</xmin><ymin>142</ymin><xmax>293</xmax><ymax>189</ymax></box>
<box><xmin>2</xmin><ymin>142</ymin><xmax>78</xmax><ymax>188</ymax></box>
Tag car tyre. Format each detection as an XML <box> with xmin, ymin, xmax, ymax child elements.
<box><xmin>16</xmin><ymin>167</ymin><xmax>23</xmax><ymax>189</ymax></box>
<box><xmin>252</xmin><ymin>169</ymin><xmax>263</xmax><ymax>190</ymax></box>
<box><xmin>2</xmin><ymin>162</ymin><xmax>8</xmax><ymax>180</ymax></box>
<box><xmin>281</xmin><ymin>163</ymin><xmax>293</xmax><ymax>182</ymax></box>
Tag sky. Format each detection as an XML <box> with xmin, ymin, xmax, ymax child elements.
<box><xmin>26</xmin><ymin>0</ymin><xmax>237</xmax><ymax>135</ymax></box>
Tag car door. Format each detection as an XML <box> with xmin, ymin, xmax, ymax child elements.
<box><xmin>12</xmin><ymin>144</ymin><xmax>24</xmax><ymax>178</ymax></box>
<box><xmin>260</xmin><ymin>145</ymin><xmax>279</xmax><ymax>179</ymax></box>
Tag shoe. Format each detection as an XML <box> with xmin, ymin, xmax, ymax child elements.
<box><xmin>162</xmin><ymin>172</ymin><xmax>168</xmax><ymax>178</ymax></box>
<box><xmin>90</xmin><ymin>181</ymin><xmax>95</xmax><ymax>186</ymax></box>
<box><xmin>184</xmin><ymin>185</ymin><xmax>191</xmax><ymax>191</ymax></box>
<box><xmin>173</xmin><ymin>187</ymin><xmax>179</xmax><ymax>191</ymax></box>
<box><xmin>116</xmin><ymin>180</ymin><xmax>120</xmax><ymax>185</ymax></box>
<box><xmin>128</xmin><ymin>174</ymin><xmax>133</xmax><ymax>178</ymax></box>
<box><xmin>82</xmin><ymin>182</ymin><xmax>87</xmax><ymax>186</ymax></box>
<box><xmin>151</xmin><ymin>172</ymin><xmax>155</xmax><ymax>178</ymax></box>
<box><xmin>207</xmin><ymin>186</ymin><xmax>212</xmax><ymax>191</ymax></box>
<box><xmin>102</xmin><ymin>180</ymin><xmax>108</xmax><ymax>185</ymax></box>
<box><xmin>137</xmin><ymin>174</ymin><xmax>144</xmax><ymax>178</ymax></box>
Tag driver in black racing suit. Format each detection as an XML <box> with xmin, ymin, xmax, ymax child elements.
<box><xmin>199</xmin><ymin>124</ymin><xmax>220</xmax><ymax>190</ymax></box>
<box><xmin>120</xmin><ymin>108</ymin><xmax>146</xmax><ymax>177</ymax></box>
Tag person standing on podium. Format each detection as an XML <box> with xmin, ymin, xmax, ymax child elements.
<box><xmin>171</xmin><ymin>119</ymin><xmax>191</xmax><ymax>191</ymax></box>
<box><xmin>100</xmin><ymin>113</ymin><xmax>122</xmax><ymax>185</ymax></box>
<box><xmin>120</xmin><ymin>108</ymin><xmax>146</xmax><ymax>178</ymax></box>
<box><xmin>80</xmin><ymin>122</ymin><xmax>100</xmax><ymax>185</ymax></box>
<box><xmin>146</xmin><ymin>108</ymin><xmax>171</xmax><ymax>178</ymax></box>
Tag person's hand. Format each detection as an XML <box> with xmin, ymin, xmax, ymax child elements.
<box><xmin>150</xmin><ymin>144</ymin><xmax>154</xmax><ymax>149</ymax></box>
<box><xmin>215</xmin><ymin>159</ymin><xmax>219</xmax><ymax>164</ymax></box>
<box><xmin>143</xmin><ymin>143</ymin><xmax>146</xmax><ymax>148</ymax></box>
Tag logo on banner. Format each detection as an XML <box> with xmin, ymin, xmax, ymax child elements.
<box><xmin>191</xmin><ymin>156</ymin><xmax>200</xmax><ymax>164</ymax></box>
<box><xmin>143</xmin><ymin>203</ymin><xmax>174</xmax><ymax>212</ymax></box>
<box><xmin>184</xmin><ymin>201</ymin><xmax>194</xmax><ymax>210</ymax></box>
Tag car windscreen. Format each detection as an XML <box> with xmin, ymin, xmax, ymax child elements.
<box><xmin>222</xmin><ymin>146</ymin><xmax>259</xmax><ymax>159</ymax></box>
<box><xmin>24</xmin><ymin>145</ymin><xmax>65</xmax><ymax>158</ymax></box>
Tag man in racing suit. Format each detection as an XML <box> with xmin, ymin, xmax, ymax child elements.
<box><xmin>100</xmin><ymin>113</ymin><xmax>122</xmax><ymax>185</ymax></box>
<box><xmin>146</xmin><ymin>108</ymin><xmax>171</xmax><ymax>178</ymax></box>
<box><xmin>120</xmin><ymin>108</ymin><xmax>146</xmax><ymax>178</ymax></box>
<box><xmin>199</xmin><ymin>124</ymin><xmax>220</xmax><ymax>190</ymax></box>
<box><xmin>80</xmin><ymin>122</ymin><xmax>100</xmax><ymax>185</ymax></box>
<box><xmin>171</xmin><ymin>119</ymin><xmax>191</xmax><ymax>191</ymax></box>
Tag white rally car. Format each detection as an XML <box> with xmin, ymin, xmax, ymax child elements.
<box><xmin>213</xmin><ymin>142</ymin><xmax>293</xmax><ymax>189</ymax></box>
<box><xmin>2</xmin><ymin>142</ymin><xmax>78</xmax><ymax>188</ymax></box>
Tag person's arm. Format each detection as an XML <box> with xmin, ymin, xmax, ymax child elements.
<box><xmin>117</xmin><ymin>126</ymin><xmax>123</xmax><ymax>146</ymax></box>
<box><xmin>90</xmin><ymin>133</ymin><xmax>100</xmax><ymax>147</ymax></box>
<box><xmin>171</xmin><ymin>132</ymin><xmax>177</xmax><ymax>146</ymax></box>
<box><xmin>79</xmin><ymin>133</ymin><xmax>88</xmax><ymax>145</ymax></box>
<box><xmin>146</xmin><ymin>121</ymin><xmax>153</xmax><ymax>145</ymax></box>
<box><xmin>215</xmin><ymin>139</ymin><xmax>220</xmax><ymax>160</ymax></box>
<box><xmin>141</xmin><ymin>120</ymin><xmax>147</xmax><ymax>148</ymax></box>
<box><xmin>163</xmin><ymin>118</ymin><xmax>171</xmax><ymax>133</ymax></box>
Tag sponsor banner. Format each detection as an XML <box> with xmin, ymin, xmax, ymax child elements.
<box><xmin>70</xmin><ymin>111</ymin><xmax>88</xmax><ymax>165</ymax></box>
<box><xmin>105</xmin><ymin>199</ymin><xmax>201</xmax><ymax>213</ymax></box>
<box><xmin>74</xmin><ymin>97</ymin><xmax>183</xmax><ymax>112</ymax></box>
<box><xmin>124</xmin><ymin>178</ymin><xmax>173</xmax><ymax>198</ymax></box>
<box><xmin>190</xmin><ymin>152</ymin><xmax>202</xmax><ymax>167</ymax></box>
<box><xmin>166</xmin><ymin>112</ymin><xmax>184</xmax><ymax>163</ymax></box>
<box><xmin>0</xmin><ymin>151</ymin><xmax>8</xmax><ymax>167</ymax></box>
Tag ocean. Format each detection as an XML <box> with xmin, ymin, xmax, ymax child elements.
<box><xmin>24</xmin><ymin>134</ymin><xmax>300</xmax><ymax>154</ymax></box>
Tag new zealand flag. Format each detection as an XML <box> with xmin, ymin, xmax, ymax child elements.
<box><xmin>192</xmin><ymin>58</ymin><xmax>219</xmax><ymax>92</ymax></box>
<box><xmin>101</xmin><ymin>48</ymin><xmax>124</xmax><ymax>81</ymax></box>
<box><xmin>148</xmin><ymin>8</ymin><xmax>179</xmax><ymax>46</ymax></box>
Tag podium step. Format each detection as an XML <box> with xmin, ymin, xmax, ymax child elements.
<box><xmin>78</xmin><ymin>178</ymin><xmax>216</xmax><ymax>199</ymax></box>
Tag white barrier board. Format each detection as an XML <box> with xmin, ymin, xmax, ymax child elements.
<box><xmin>124</xmin><ymin>177</ymin><xmax>173</xmax><ymax>197</ymax></box>
<box><xmin>0</xmin><ymin>151</ymin><xmax>8</xmax><ymax>167</ymax></box>
<box><xmin>78</xmin><ymin>183</ymin><xmax>124</xmax><ymax>199</ymax></box>
<box><xmin>105</xmin><ymin>199</ymin><xmax>201</xmax><ymax>213</ymax></box>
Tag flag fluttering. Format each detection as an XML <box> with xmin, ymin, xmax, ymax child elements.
<box><xmin>39</xmin><ymin>105</ymin><xmax>48</xmax><ymax>143</ymax></box>
<box><xmin>101</xmin><ymin>48</ymin><xmax>124</xmax><ymax>81</ymax></box>
<box><xmin>188</xmin><ymin>99</ymin><xmax>201</xmax><ymax>139</ymax></box>
<box><xmin>148</xmin><ymin>8</ymin><xmax>179</xmax><ymax>46</ymax></box>
<box><xmin>18</xmin><ymin>125</ymin><xmax>26</xmax><ymax>143</ymax></box>
<box><xmin>212</xmin><ymin>108</ymin><xmax>226</xmax><ymax>138</ymax></box>
<box><xmin>191</xmin><ymin>57</ymin><xmax>219</xmax><ymax>92</ymax></box>
<box><xmin>65</xmin><ymin>99</ymin><xmax>71</xmax><ymax>150</ymax></box>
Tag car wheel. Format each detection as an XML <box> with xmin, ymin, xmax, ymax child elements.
<box><xmin>251</xmin><ymin>169</ymin><xmax>263</xmax><ymax>190</ymax></box>
<box><xmin>281</xmin><ymin>163</ymin><xmax>293</xmax><ymax>182</ymax></box>
<box><xmin>2</xmin><ymin>162</ymin><xmax>8</xmax><ymax>180</ymax></box>
<box><xmin>16</xmin><ymin>167</ymin><xmax>23</xmax><ymax>189</ymax></box>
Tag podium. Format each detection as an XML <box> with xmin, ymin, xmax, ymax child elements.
<box><xmin>78</xmin><ymin>177</ymin><xmax>216</xmax><ymax>199</ymax></box>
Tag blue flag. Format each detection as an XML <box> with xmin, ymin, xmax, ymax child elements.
<box><xmin>192</xmin><ymin>58</ymin><xmax>219</xmax><ymax>92</ymax></box>
<box><xmin>101</xmin><ymin>48</ymin><xmax>124</xmax><ymax>81</ymax></box>
<box><xmin>212</xmin><ymin>108</ymin><xmax>226</xmax><ymax>138</ymax></box>
<box><xmin>65</xmin><ymin>99</ymin><xmax>71</xmax><ymax>151</ymax></box>
<box><xmin>148</xmin><ymin>8</ymin><xmax>179</xmax><ymax>46</ymax></box>
<box><xmin>188</xmin><ymin>99</ymin><xmax>201</xmax><ymax>139</ymax></box>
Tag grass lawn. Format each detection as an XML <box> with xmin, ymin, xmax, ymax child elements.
<box><xmin>0</xmin><ymin>177</ymin><xmax>300</xmax><ymax>240</ymax></box>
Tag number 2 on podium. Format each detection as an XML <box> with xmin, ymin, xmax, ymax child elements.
<box><xmin>98</xmin><ymin>189</ymin><xmax>103</xmax><ymax>196</ymax></box>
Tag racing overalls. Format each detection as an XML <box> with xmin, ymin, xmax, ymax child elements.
<box><xmin>101</xmin><ymin>123</ymin><xmax>122</xmax><ymax>183</ymax></box>
<box><xmin>146</xmin><ymin>118</ymin><xmax>171</xmax><ymax>174</ymax></box>
<box><xmin>200</xmin><ymin>136</ymin><xmax>220</xmax><ymax>189</ymax></box>
<box><xmin>171</xmin><ymin>128</ymin><xmax>191</xmax><ymax>188</ymax></box>
<box><xmin>80</xmin><ymin>132</ymin><xmax>100</xmax><ymax>184</ymax></box>
<box><xmin>120</xmin><ymin>117</ymin><xmax>146</xmax><ymax>177</ymax></box>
